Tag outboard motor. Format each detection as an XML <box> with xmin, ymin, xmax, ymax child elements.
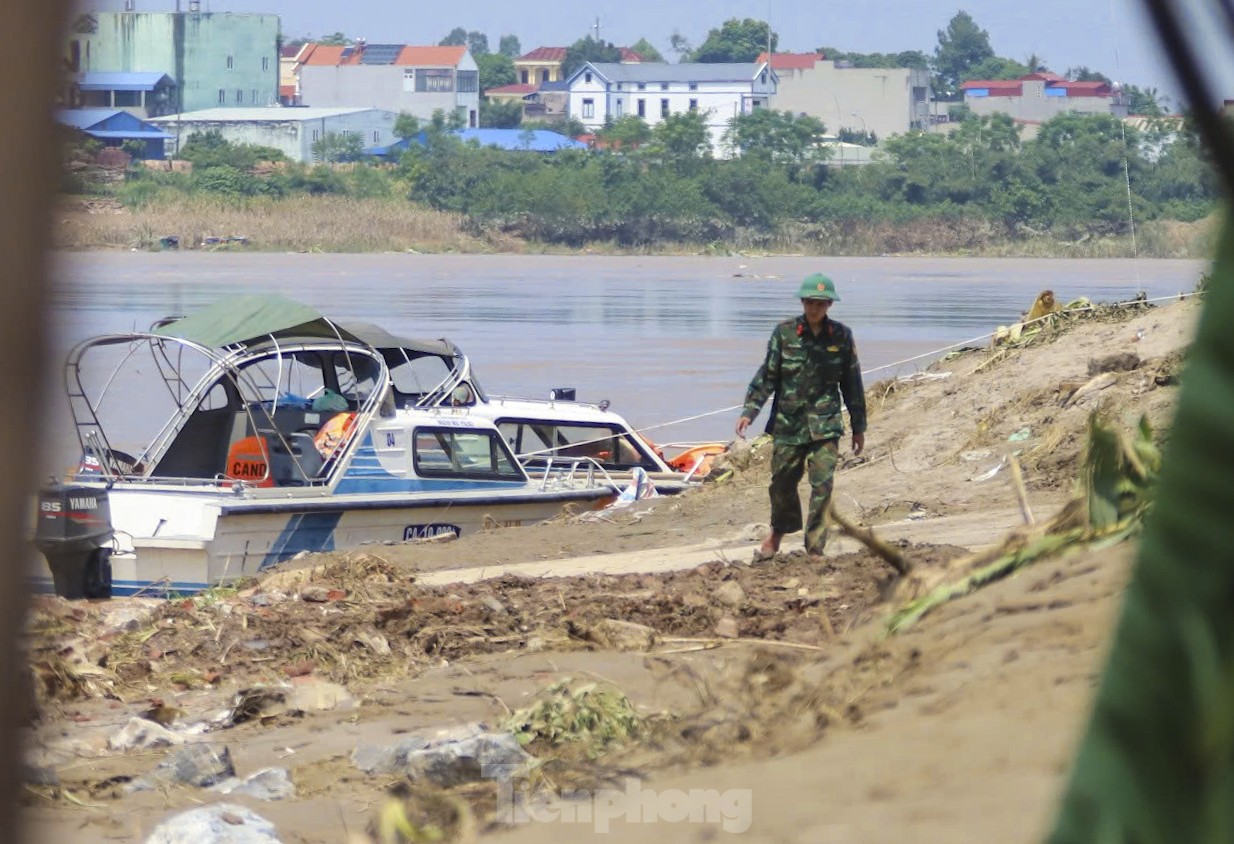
<box><xmin>33</xmin><ymin>481</ymin><xmax>113</xmax><ymax>599</ymax></box>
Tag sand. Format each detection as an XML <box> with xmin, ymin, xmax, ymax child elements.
<box><xmin>21</xmin><ymin>294</ymin><xmax>1200</xmax><ymax>843</ymax></box>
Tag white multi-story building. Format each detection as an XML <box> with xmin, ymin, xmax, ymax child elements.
<box><xmin>564</xmin><ymin>61</ymin><xmax>777</xmax><ymax>154</ymax></box>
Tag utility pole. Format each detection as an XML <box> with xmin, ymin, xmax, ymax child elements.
<box><xmin>592</xmin><ymin>16</ymin><xmax>601</xmax><ymax>42</ymax></box>
<box><xmin>766</xmin><ymin>0</ymin><xmax>772</xmax><ymax>59</ymax></box>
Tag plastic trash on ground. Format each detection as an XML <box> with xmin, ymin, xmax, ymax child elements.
<box><xmin>608</xmin><ymin>467</ymin><xmax>659</xmax><ymax>508</ymax></box>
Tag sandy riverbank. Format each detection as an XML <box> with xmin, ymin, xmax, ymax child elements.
<box><xmin>21</xmin><ymin>294</ymin><xmax>1199</xmax><ymax>843</ymax></box>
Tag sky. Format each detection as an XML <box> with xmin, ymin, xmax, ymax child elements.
<box><xmin>85</xmin><ymin>0</ymin><xmax>1190</xmax><ymax>105</ymax></box>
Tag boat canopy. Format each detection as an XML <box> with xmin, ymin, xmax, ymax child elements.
<box><xmin>335</xmin><ymin>321</ymin><xmax>458</xmax><ymax>359</ymax></box>
<box><xmin>153</xmin><ymin>294</ymin><xmax>361</xmax><ymax>348</ymax></box>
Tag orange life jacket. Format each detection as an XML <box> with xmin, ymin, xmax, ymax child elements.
<box><xmin>314</xmin><ymin>412</ymin><xmax>356</xmax><ymax>460</ymax></box>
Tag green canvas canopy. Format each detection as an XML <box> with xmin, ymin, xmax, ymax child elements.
<box><xmin>153</xmin><ymin>294</ymin><xmax>360</xmax><ymax>348</ymax></box>
<box><xmin>334</xmin><ymin>321</ymin><xmax>458</xmax><ymax>359</ymax></box>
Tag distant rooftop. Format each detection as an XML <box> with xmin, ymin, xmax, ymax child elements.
<box><xmin>76</xmin><ymin>71</ymin><xmax>174</xmax><ymax>91</ymax></box>
<box><xmin>59</xmin><ymin>108</ymin><xmax>171</xmax><ymax>138</ymax></box>
<box><xmin>485</xmin><ymin>83</ymin><xmax>538</xmax><ymax>97</ymax></box>
<box><xmin>517</xmin><ymin>45</ymin><xmax>646</xmax><ymax>64</ymax></box>
<box><xmin>149</xmin><ymin>107</ymin><xmax>387</xmax><ymax>122</ymax></box>
<box><xmin>961</xmin><ymin>73</ymin><xmax>1113</xmax><ymax>98</ymax></box>
<box><xmin>575</xmin><ymin>62</ymin><xmax>768</xmax><ymax>84</ymax></box>
<box><xmin>455</xmin><ymin>128</ymin><xmax>587</xmax><ymax>151</ymax></box>
<box><xmin>757</xmin><ymin>52</ymin><xmax>822</xmax><ymax>71</ymax></box>
<box><xmin>59</xmin><ymin>108</ymin><xmax>127</xmax><ymax>129</ymax></box>
<box><xmin>517</xmin><ymin>46</ymin><xmax>567</xmax><ymax>63</ymax></box>
<box><xmin>299</xmin><ymin>43</ymin><xmax>467</xmax><ymax>67</ymax></box>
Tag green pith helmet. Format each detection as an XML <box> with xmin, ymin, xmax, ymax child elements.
<box><xmin>797</xmin><ymin>273</ymin><xmax>840</xmax><ymax>302</ymax></box>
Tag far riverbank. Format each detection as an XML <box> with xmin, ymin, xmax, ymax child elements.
<box><xmin>55</xmin><ymin>195</ymin><xmax>1220</xmax><ymax>259</ymax></box>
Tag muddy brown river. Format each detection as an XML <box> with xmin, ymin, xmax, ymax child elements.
<box><xmin>44</xmin><ymin>252</ymin><xmax>1203</xmax><ymax>470</ymax></box>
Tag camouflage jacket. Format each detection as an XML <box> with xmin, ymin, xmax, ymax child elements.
<box><xmin>741</xmin><ymin>315</ymin><xmax>867</xmax><ymax>444</ymax></box>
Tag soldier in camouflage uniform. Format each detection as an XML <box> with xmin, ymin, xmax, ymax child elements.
<box><xmin>735</xmin><ymin>274</ymin><xmax>867</xmax><ymax>560</ymax></box>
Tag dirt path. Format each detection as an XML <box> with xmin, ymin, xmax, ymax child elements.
<box><xmin>21</xmin><ymin>295</ymin><xmax>1198</xmax><ymax>843</ymax></box>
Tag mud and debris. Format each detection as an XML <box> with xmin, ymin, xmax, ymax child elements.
<box><xmin>22</xmin><ymin>295</ymin><xmax>1201</xmax><ymax>844</ymax></box>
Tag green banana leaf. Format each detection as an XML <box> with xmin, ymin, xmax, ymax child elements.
<box><xmin>1049</xmin><ymin>218</ymin><xmax>1234</xmax><ymax>842</ymax></box>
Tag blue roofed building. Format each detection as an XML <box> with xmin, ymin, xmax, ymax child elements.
<box><xmin>367</xmin><ymin>128</ymin><xmax>586</xmax><ymax>158</ymax></box>
<box><xmin>455</xmin><ymin>129</ymin><xmax>587</xmax><ymax>151</ymax></box>
<box><xmin>59</xmin><ymin>108</ymin><xmax>173</xmax><ymax>159</ymax></box>
<box><xmin>71</xmin><ymin>71</ymin><xmax>178</xmax><ymax>118</ymax></box>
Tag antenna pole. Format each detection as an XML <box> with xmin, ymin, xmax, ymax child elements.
<box><xmin>767</xmin><ymin>0</ymin><xmax>772</xmax><ymax>58</ymax></box>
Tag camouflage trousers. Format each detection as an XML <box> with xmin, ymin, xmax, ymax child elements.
<box><xmin>768</xmin><ymin>438</ymin><xmax>840</xmax><ymax>555</ymax></box>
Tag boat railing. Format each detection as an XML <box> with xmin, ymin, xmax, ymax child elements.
<box><xmin>484</xmin><ymin>394</ymin><xmax>609</xmax><ymax>412</ymax></box>
<box><xmin>531</xmin><ymin>456</ymin><xmax>625</xmax><ymax>494</ymax></box>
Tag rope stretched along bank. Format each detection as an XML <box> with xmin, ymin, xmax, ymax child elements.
<box><xmin>518</xmin><ymin>291</ymin><xmax>1202</xmax><ymax>458</ymax></box>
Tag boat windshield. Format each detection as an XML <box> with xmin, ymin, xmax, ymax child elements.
<box><xmin>387</xmin><ymin>353</ymin><xmax>455</xmax><ymax>406</ymax></box>
<box><xmin>498</xmin><ymin>419</ymin><xmax>659</xmax><ymax>470</ymax></box>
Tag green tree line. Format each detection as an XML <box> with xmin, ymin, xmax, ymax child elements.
<box><xmin>96</xmin><ymin>108</ymin><xmax>1217</xmax><ymax>249</ymax></box>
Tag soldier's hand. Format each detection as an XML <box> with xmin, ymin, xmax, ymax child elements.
<box><xmin>852</xmin><ymin>432</ymin><xmax>865</xmax><ymax>456</ymax></box>
<box><xmin>735</xmin><ymin>416</ymin><xmax>751</xmax><ymax>439</ymax></box>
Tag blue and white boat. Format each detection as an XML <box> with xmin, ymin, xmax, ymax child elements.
<box><xmin>331</xmin><ymin>320</ymin><xmax>702</xmax><ymax>492</ymax></box>
<box><xmin>33</xmin><ymin>295</ymin><xmax>617</xmax><ymax>598</ymax></box>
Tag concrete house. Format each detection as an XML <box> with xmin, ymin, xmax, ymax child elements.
<box><xmin>297</xmin><ymin>43</ymin><xmax>480</xmax><ymax>128</ymax></box>
<box><xmin>59</xmin><ymin>108</ymin><xmax>173</xmax><ymax>158</ymax></box>
<box><xmin>278</xmin><ymin>42</ymin><xmax>311</xmax><ymax>106</ymax></box>
<box><xmin>515</xmin><ymin>46</ymin><xmax>568</xmax><ymax>86</ymax></box>
<box><xmin>150</xmin><ymin>107</ymin><xmax>397</xmax><ymax>162</ymax></box>
<box><xmin>961</xmin><ymin>72</ymin><xmax>1125</xmax><ymax>122</ymax></box>
<box><xmin>760</xmin><ymin>52</ymin><xmax>931</xmax><ymax>140</ymax></box>
<box><xmin>513</xmin><ymin>45</ymin><xmax>645</xmax><ymax>85</ymax></box>
<box><xmin>69</xmin><ymin>71</ymin><xmax>178</xmax><ymax>118</ymax></box>
<box><xmin>484</xmin><ymin>80</ymin><xmax>570</xmax><ymax>120</ymax></box>
<box><xmin>68</xmin><ymin>9</ymin><xmax>279</xmax><ymax>113</ymax></box>
<box><xmin>565</xmin><ymin>62</ymin><xmax>777</xmax><ymax>154</ymax></box>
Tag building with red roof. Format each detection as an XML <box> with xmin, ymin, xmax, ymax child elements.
<box><xmin>296</xmin><ymin>41</ymin><xmax>479</xmax><ymax>126</ymax></box>
<box><xmin>961</xmin><ymin>72</ymin><xmax>1125</xmax><ymax>121</ymax></box>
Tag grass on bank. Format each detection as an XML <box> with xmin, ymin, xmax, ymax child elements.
<box><xmin>54</xmin><ymin>193</ymin><xmax>1221</xmax><ymax>258</ymax></box>
<box><xmin>55</xmin><ymin>194</ymin><xmax>502</xmax><ymax>254</ymax></box>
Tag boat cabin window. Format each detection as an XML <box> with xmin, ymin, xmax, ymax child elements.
<box><xmin>413</xmin><ymin>428</ymin><xmax>524</xmax><ymax>481</ymax></box>
<box><xmin>498</xmin><ymin>420</ymin><xmax>656</xmax><ymax>470</ymax></box>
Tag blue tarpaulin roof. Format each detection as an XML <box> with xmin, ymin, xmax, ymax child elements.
<box><xmin>58</xmin><ymin>109</ymin><xmax>172</xmax><ymax>139</ymax></box>
<box><xmin>77</xmin><ymin>71</ymin><xmax>174</xmax><ymax>92</ymax></box>
<box><xmin>59</xmin><ymin>108</ymin><xmax>125</xmax><ymax>130</ymax></box>
<box><xmin>455</xmin><ymin>129</ymin><xmax>587</xmax><ymax>151</ymax></box>
<box><xmin>87</xmin><ymin>129</ymin><xmax>172</xmax><ymax>139</ymax></box>
<box><xmin>366</xmin><ymin>129</ymin><xmax>585</xmax><ymax>157</ymax></box>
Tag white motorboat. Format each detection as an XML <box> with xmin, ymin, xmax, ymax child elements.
<box><xmin>335</xmin><ymin>320</ymin><xmax>715</xmax><ymax>493</ymax></box>
<box><xmin>32</xmin><ymin>295</ymin><xmax>618</xmax><ymax>598</ymax></box>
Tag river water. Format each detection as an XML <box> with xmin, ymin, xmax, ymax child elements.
<box><xmin>45</xmin><ymin>252</ymin><xmax>1205</xmax><ymax>466</ymax></box>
